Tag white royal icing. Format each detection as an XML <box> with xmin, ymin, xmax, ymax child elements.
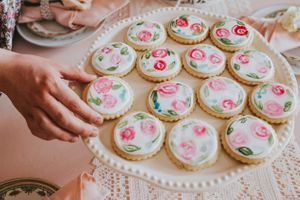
<box><xmin>91</xmin><ymin>42</ymin><xmax>136</xmax><ymax>75</ymax></box>
<box><xmin>86</xmin><ymin>76</ymin><xmax>133</xmax><ymax>115</ymax></box>
<box><xmin>168</xmin><ymin>119</ymin><xmax>218</xmax><ymax>166</ymax></box>
<box><xmin>212</xmin><ymin>19</ymin><xmax>253</xmax><ymax>47</ymax></box>
<box><xmin>230</xmin><ymin>50</ymin><xmax>274</xmax><ymax>82</ymax></box>
<box><xmin>199</xmin><ymin>76</ymin><xmax>246</xmax><ymax>114</ymax></box>
<box><xmin>114</xmin><ymin>111</ymin><xmax>165</xmax><ymax>155</ymax></box>
<box><xmin>126</xmin><ymin>20</ymin><xmax>166</xmax><ymax>46</ymax></box>
<box><xmin>148</xmin><ymin>81</ymin><xmax>194</xmax><ymax>119</ymax></box>
<box><xmin>139</xmin><ymin>47</ymin><xmax>181</xmax><ymax>78</ymax></box>
<box><xmin>185</xmin><ymin>44</ymin><xmax>225</xmax><ymax>74</ymax></box>
<box><xmin>251</xmin><ymin>83</ymin><xmax>298</xmax><ymax>119</ymax></box>
<box><xmin>169</xmin><ymin>15</ymin><xmax>209</xmax><ymax>39</ymax></box>
<box><xmin>225</xmin><ymin>115</ymin><xmax>277</xmax><ymax>159</ymax></box>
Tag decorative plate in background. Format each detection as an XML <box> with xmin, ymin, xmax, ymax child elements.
<box><xmin>0</xmin><ymin>178</ymin><xmax>59</xmax><ymax>200</ymax></box>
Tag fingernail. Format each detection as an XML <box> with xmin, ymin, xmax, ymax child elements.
<box><xmin>91</xmin><ymin>128</ymin><xmax>98</xmax><ymax>137</ymax></box>
<box><xmin>91</xmin><ymin>75</ymin><xmax>97</xmax><ymax>79</ymax></box>
<box><xmin>95</xmin><ymin>116</ymin><xmax>103</xmax><ymax>124</ymax></box>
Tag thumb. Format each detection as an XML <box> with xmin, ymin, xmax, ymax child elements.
<box><xmin>60</xmin><ymin>67</ymin><xmax>97</xmax><ymax>83</ymax></box>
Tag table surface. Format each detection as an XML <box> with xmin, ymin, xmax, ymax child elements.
<box><xmin>1</xmin><ymin>0</ymin><xmax>299</xmax><ymax>187</ymax></box>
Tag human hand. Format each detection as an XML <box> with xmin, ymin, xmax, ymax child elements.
<box><xmin>0</xmin><ymin>49</ymin><xmax>103</xmax><ymax>142</ymax></box>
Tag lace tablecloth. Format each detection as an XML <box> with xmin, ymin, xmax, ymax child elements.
<box><xmin>92</xmin><ymin>1</ymin><xmax>300</xmax><ymax>199</ymax></box>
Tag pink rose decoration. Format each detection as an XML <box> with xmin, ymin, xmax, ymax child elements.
<box><xmin>110</xmin><ymin>54</ymin><xmax>122</xmax><ymax>65</ymax></box>
<box><xmin>140</xmin><ymin>120</ymin><xmax>157</xmax><ymax>135</ymax></box>
<box><xmin>153</xmin><ymin>60</ymin><xmax>167</xmax><ymax>71</ymax></box>
<box><xmin>257</xmin><ymin>66</ymin><xmax>269</xmax><ymax>74</ymax></box>
<box><xmin>190</xmin><ymin>23</ymin><xmax>203</xmax><ymax>33</ymax></box>
<box><xmin>102</xmin><ymin>94</ymin><xmax>117</xmax><ymax>108</ymax></box>
<box><xmin>236</xmin><ymin>54</ymin><xmax>249</xmax><ymax>64</ymax></box>
<box><xmin>151</xmin><ymin>48</ymin><xmax>168</xmax><ymax>58</ymax></box>
<box><xmin>250</xmin><ymin>122</ymin><xmax>270</xmax><ymax>139</ymax></box>
<box><xmin>144</xmin><ymin>22</ymin><xmax>154</xmax><ymax>28</ymax></box>
<box><xmin>171</xmin><ymin>100</ymin><xmax>187</xmax><ymax>113</ymax></box>
<box><xmin>101</xmin><ymin>47</ymin><xmax>112</xmax><ymax>54</ymax></box>
<box><xmin>93</xmin><ymin>78</ymin><xmax>113</xmax><ymax>94</ymax></box>
<box><xmin>120</xmin><ymin>126</ymin><xmax>135</xmax><ymax>141</ymax></box>
<box><xmin>221</xmin><ymin>99</ymin><xmax>235</xmax><ymax>110</ymax></box>
<box><xmin>157</xmin><ymin>83</ymin><xmax>178</xmax><ymax>97</ymax></box>
<box><xmin>189</xmin><ymin>48</ymin><xmax>206</xmax><ymax>61</ymax></box>
<box><xmin>272</xmin><ymin>85</ymin><xmax>285</xmax><ymax>96</ymax></box>
<box><xmin>215</xmin><ymin>28</ymin><xmax>230</xmax><ymax>38</ymax></box>
<box><xmin>263</xmin><ymin>100</ymin><xmax>284</xmax><ymax>116</ymax></box>
<box><xmin>193</xmin><ymin>124</ymin><xmax>207</xmax><ymax>136</ymax></box>
<box><xmin>137</xmin><ymin>30</ymin><xmax>152</xmax><ymax>42</ymax></box>
<box><xmin>209</xmin><ymin>53</ymin><xmax>223</xmax><ymax>64</ymax></box>
<box><xmin>176</xmin><ymin>18</ymin><xmax>188</xmax><ymax>27</ymax></box>
<box><xmin>232</xmin><ymin>25</ymin><xmax>248</xmax><ymax>36</ymax></box>
<box><xmin>177</xmin><ymin>141</ymin><xmax>196</xmax><ymax>160</ymax></box>
<box><xmin>229</xmin><ymin>131</ymin><xmax>248</xmax><ymax>146</ymax></box>
<box><xmin>208</xmin><ymin>78</ymin><xmax>226</xmax><ymax>91</ymax></box>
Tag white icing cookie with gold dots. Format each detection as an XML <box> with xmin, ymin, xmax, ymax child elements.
<box><xmin>91</xmin><ymin>42</ymin><xmax>137</xmax><ymax>77</ymax></box>
<box><xmin>221</xmin><ymin>115</ymin><xmax>278</xmax><ymax>164</ymax></box>
<box><xmin>249</xmin><ymin>82</ymin><xmax>298</xmax><ymax>124</ymax></box>
<box><xmin>125</xmin><ymin>20</ymin><xmax>167</xmax><ymax>51</ymax></box>
<box><xmin>183</xmin><ymin>44</ymin><xmax>226</xmax><ymax>78</ymax></box>
<box><xmin>228</xmin><ymin>50</ymin><xmax>274</xmax><ymax>85</ymax></box>
<box><xmin>166</xmin><ymin>118</ymin><xmax>219</xmax><ymax>171</ymax></box>
<box><xmin>137</xmin><ymin>47</ymin><xmax>182</xmax><ymax>82</ymax></box>
<box><xmin>112</xmin><ymin>111</ymin><xmax>165</xmax><ymax>160</ymax></box>
<box><xmin>83</xmin><ymin>76</ymin><xmax>133</xmax><ymax>120</ymax></box>
<box><xmin>210</xmin><ymin>19</ymin><xmax>253</xmax><ymax>52</ymax></box>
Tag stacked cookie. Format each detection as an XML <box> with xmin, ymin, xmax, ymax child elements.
<box><xmin>82</xmin><ymin>15</ymin><xmax>298</xmax><ymax>170</ymax></box>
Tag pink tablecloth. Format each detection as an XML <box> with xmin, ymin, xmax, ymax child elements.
<box><xmin>1</xmin><ymin>0</ymin><xmax>299</xmax><ymax>189</ymax></box>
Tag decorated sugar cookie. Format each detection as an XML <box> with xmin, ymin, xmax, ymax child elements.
<box><xmin>147</xmin><ymin>81</ymin><xmax>195</xmax><ymax>122</ymax></box>
<box><xmin>197</xmin><ymin>76</ymin><xmax>247</xmax><ymax>118</ymax></box>
<box><xmin>83</xmin><ymin>76</ymin><xmax>133</xmax><ymax>120</ymax></box>
<box><xmin>112</xmin><ymin>111</ymin><xmax>165</xmax><ymax>160</ymax></box>
<box><xmin>91</xmin><ymin>42</ymin><xmax>137</xmax><ymax>77</ymax></box>
<box><xmin>125</xmin><ymin>20</ymin><xmax>167</xmax><ymax>50</ymax></box>
<box><xmin>183</xmin><ymin>44</ymin><xmax>226</xmax><ymax>78</ymax></box>
<box><xmin>166</xmin><ymin>119</ymin><xmax>219</xmax><ymax>171</ymax></box>
<box><xmin>229</xmin><ymin>50</ymin><xmax>274</xmax><ymax>85</ymax></box>
<box><xmin>249</xmin><ymin>83</ymin><xmax>298</xmax><ymax>124</ymax></box>
<box><xmin>137</xmin><ymin>47</ymin><xmax>181</xmax><ymax>82</ymax></box>
<box><xmin>222</xmin><ymin>115</ymin><xmax>278</xmax><ymax>164</ymax></box>
<box><xmin>210</xmin><ymin>19</ymin><xmax>253</xmax><ymax>52</ymax></box>
<box><xmin>167</xmin><ymin>15</ymin><xmax>209</xmax><ymax>44</ymax></box>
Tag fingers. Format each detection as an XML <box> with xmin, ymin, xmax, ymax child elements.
<box><xmin>26</xmin><ymin>108</ymin><xmax>78</xmax><ymax>142</ymax></box>
<box><xmin>41</xmin><ymin>93</ymin><xmax>99</xmax><ymax>138</ymax></box>
<box><xmin>60</xmin><ymin>67</ymin><xmax>97</xmax><ymax>83</ymax></box>
<box><xmin>50</xmin><ymin>80</ymin><xmax>104</xmax><ymax>125</ymax></box>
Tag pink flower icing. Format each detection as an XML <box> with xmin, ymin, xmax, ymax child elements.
<box><xmin>232</xmin><ymin>25</ymin><xmax>248</xmax><ymax>36</ymax></box>
<box><xmin>215</xmin><ymin>28</ymin><xmax>230</xmax><ymax>38</ymax></box>
<box><xmin>153</xmin><ymin>60</ymin><xmax>167</xmax><ymax>71</ymax></box>
<box><xmin>229</xmin><ymin>131</ymin><xmax>248</xmax><ymax>146</ymax></box>
<box><xmin>209</xmin><ymin>53</ymin><xmax>223</xmax><ymax>64</ymax></box>
<box><xmin>151</xmin><ymin>48</ymin><xmax>168</xmax><ymax>58</ymax></box>
<box><xmin>193</xmin><ymin>124</ymin><xmax>207</xmax><ymax>136</ymax></box>
<box><xmin>250</xmin><ymin>121</ymin><xmax>270</xmax><ymax>139</ymax></box>
<box><xmin>93</xmin><ymin>78</ymin><xmax>113</xmax><ymax>94</ymax></box>
<box><xmin>263</xmin><ymin>100</ymin><xmax>284</xmax><ymax>116</ymax></box>
<box><xmin>208</xmin><ymin>78</ymin><xmax>226</xmax><ymax>91</ymax></box>
<box><xmin>102</xmin><ymin>94</ymin><xmax>117</xmax><ymax>108</ymax></box>
<box><xmin>190</xmin><ymin>23</ymin><xmax>203</xmax><ymax>33</ymax></box>
<box><xmin>137</xmin><ymin>30</ymin><xmax>152</xmax><ymax>42</ymax></box>
<box><xmin>140</xmin><ymin>120</ymin><xmax>157</xmax><ymax>135</ymax></box>
<box><xmin>101</xmin><ymin>47</ymin><xmax>112</xmax><ymax>54</ymax></box>
<box><xmin>257</xmin><ymin>66</ymin><xmax>269</xmax><ymax>74</ymax></box>
<box><xmin>177</xmin><ymin>140</ymin><xmax>196</xmax><ymax>160</ymax></box>
<box><xmin>157</xmin><ymin>82</ymin><xmax>178</xmax><ymax>98</ymax></box>
<box><xmin>171</xmin><ymin>100</ymin><xmax>187</xmax><ymax>112</ymax></box>
<box><xmin>120</xmin><ymin>126</ymin><xmax>135</xmax><ymax>141</ymax></box>
<box><xmin>176</xmin><ymin>18</ymin><xmax>188</xmax><ymax>27</ymax></box>
<box><xmin>271</xmin><ymin>85</ymin><xmax>285</xmax><ymax>96</ymax></box>
<box><xmin>110</xmin><ymin>54</ymin><xmax>122</xmax><ymax>65</ymax></box>
<box><xmin>236</xmin><ymin>54</ymin><xmax>249</xmax><ymax>64</ymax></box>
<box><xmin>221</xmin><ymin>99</ymin><xmax>235</xmax><ymax>110</ymax></box>
<box><xmin>189</xmin><ymin>48</ymin><xmax>206</xmax><ymax>61</ymax></box>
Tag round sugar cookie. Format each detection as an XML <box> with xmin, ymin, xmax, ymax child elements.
<box><xmin>221</xmin><ymin>115</ymin><xmax>278</xmax><ymax>164</ymax></box>
<box><xmin>249</xmin><ymin>82</ymin><xmax>298</xmax><ymax>124</ymax></box>
<box><xmin>91</xmin><ymin>42</ymin><xmax>137</xmax><ymax>77</ymax></box>
<box><xmin>125</xmin><ymin>20</ymin><xmax>167</xmax><ymax>51</ymax></box>
<box><xmin>137</xmin><ymin>47</ymin><xmax>181</xmax><ymax>82</ymax></box>
<box><xmin>147</xmin><ymin>81</ymin><xmax>195</xmax><ymax>122</ymax></box>
<box><xmin>166</xmin><ymin>119</ymin><xmax>219</xmax><ymax>171</ymax></box>
<box><xmin>167</xmin><ymin>14</ymin><xmax>209</xmax><ymax>44</ymax></box>
<box><xmin>83</xmin><ymin>76</ymin><xmax>133</xmax><ymax>120</ymax></box>
<box><xmin>229</xmin><ymin>50</ymin><xmax>274</xmax><ymax>85</ymax></box>
<box><xmin>197</xmin><ymin>76</ymin><xmax>247</xmax><ymax>118</ymax></box>
<box><xmin>210</xmin><ymin>19</ymin><xmax>253</xmax><ymax>52</ymax></box>
<box><xmin>112</xmin><ymin>111</ymin><xmax>165</xmax><ymax>160</ymax></box>
<box><xmin>183</xmin><ymin>44</ymin><xmax>226</xmax><ymax>78</ymax></box>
